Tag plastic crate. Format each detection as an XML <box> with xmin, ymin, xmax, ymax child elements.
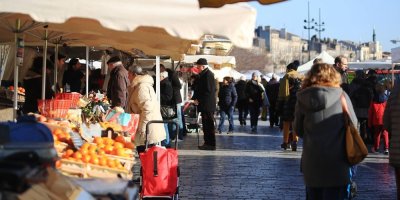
<box><xmin>5</xmin><ymin>90</ymin><xmax>25</xmax><ymax>102</ymax></box>
<box><xmin>38</xmin><ymin>99</ymin><xmax>72</xmax><ymax>119</ymax></box>
<box><xmin>55</xmin><ymin>92</ymin><xmax>81</xmax><ymax>108</ymax></box>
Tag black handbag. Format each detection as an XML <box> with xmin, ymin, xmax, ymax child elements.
<box><xmin>161</xmin><ymin>105</ymin><xmax>176</xmax><ymax>119</ymax></box>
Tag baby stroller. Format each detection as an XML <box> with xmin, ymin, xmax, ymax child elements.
<box><xmin>183</xmin><ymin>101</ymin><xmax>202</xmax><ymax>145</ymax></box>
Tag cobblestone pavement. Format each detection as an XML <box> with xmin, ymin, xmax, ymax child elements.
<box><xmin>174</xmin><ymin>117</ymin><xmax>396</xmax><ymax>199</ymax></box>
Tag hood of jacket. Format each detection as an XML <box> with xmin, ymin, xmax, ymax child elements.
<box><xmin>297</xmin><ymin>86</ymin><xmax>343</xmax><ymax>112</ymax></box>
<box><xmin>131</xmin><ymin>74</ymin><xmax>154</xmax><ymax>88</ymax></box>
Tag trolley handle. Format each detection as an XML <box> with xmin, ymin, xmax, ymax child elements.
<box><xmin>145</xmin><ymin>120</ymin><xmax>179</xmax><ymax>150</ymax></box>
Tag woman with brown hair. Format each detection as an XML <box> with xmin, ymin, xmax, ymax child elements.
<box><xmin>294</xmin><ymin>63</ymin><xmax>358</xmax><ymax>199</ymax></box>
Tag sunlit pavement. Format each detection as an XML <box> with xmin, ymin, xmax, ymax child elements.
<box><xmin>175</xmin><ymin>116</ymin><xmax>395</xmax><ymax>199</ymax></box>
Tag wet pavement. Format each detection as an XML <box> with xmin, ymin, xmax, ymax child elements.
<box><xmin>175</xmin><ymin>117</ymin><xmax>396</xmax><ymax>199</ymax></box>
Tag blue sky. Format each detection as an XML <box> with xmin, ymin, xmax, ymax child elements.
<box><xmin>250</xmin><ymin>0</ymin><xmax>400</xmax><ymax>52</ymax></box>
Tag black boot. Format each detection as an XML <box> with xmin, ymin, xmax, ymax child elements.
<box><xmin>281</xmin><ymin>143</ymin><xmax>288</xmax><ymax>150</ymax></box>
<box><xmin>291</xmin><ymin>141</ymin><xmax>297</xmax><ymax>151</ymax></box>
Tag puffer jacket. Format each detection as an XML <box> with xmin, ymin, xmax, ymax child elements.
<box><xmin>384</xmin><ymin>80</ymin><xmax>400</xmax><ymax>167</ymax></box>
<box><xmin>218</xmin><ymin>83</ymin><xmax>237</xmax><ymax>110</ymax></box>
<box><xmin>126</xmin><ymin>74</ymin><xmax>166</xmax><ymax>146</ymax></box>
<box><xmin>294</xmin><ymin>86</ymin><xmax>357</xmax><ymax>187</ymax></box>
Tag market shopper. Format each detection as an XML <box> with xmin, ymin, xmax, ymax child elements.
<box><xmin>106</xmin><ymin>56</ymin><xmax>130</xmax><ymax>108</ymax></box>
<box><xmin>245</xmin><ymin>72</ymin><xmax>264</xmax><ymax>133</ymax></box>
<box><xmin>333</xmin><ymin>55</ymin><xmax>350</xmax><ymax>93</ymax></box>
<box><xmin>126</xmin><ymin>66</ymin><xmax>166</xmax><ymax>153</ymax></box>
<box><xmin>62</xmin><ymin>58</ymin><xmax>84</xmax><ymax>93</ymax></box>
<box><xmin>192</xmin><ymin>58</ymin><xmax>217</xmax><ymax>150</ymax></box>
<box><xmin>384</xmin><ymin>78</ymin><xmax>400</xmax><ymax>199</ymax></box>
<box><xmin>277</xmin><ymin>61</ymin><xmax>303</xmax><ymax>151</ymax></box>
<box><xmin>294</xmin><ymin>63</ymin><xmax>357</xmax><ymax>200</ymax></box>
<box><xmin>22</xmin><ymin>56</ymin><xmax>54</xmax><ymax>114</ymax></box>
<box><xmin>217</xmin><ymin>76</ymin><xmax>237</xmax><ymax>134</ymax></box>
<box><xmin>266</xmin><ymin>74</ymin><xmax>280</xmax><ymax>128</ymax></box>
<box><xmin>50</xmin><ymin>53</ymin><xmax>66</xmax><ymax>93</ymax></box>
<box><xmin>235</xmin><ymin>76</ymin><xmax>248</xmax><ymax>126</ymax></box>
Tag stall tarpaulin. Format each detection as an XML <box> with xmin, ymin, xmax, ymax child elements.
<box><xmin>184</xmin><ymin>55</ymin><xmax>236</xmax><ymax>66</ymax></box>
<box><xmin>297</xmin><ymin>51</ymin><xmax>335</xmax><ymax>74</ymax></box>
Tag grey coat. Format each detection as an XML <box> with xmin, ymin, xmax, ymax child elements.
<box><xmin>294</xmin><ymin>86</ymin><xmax>357</xmax><ymax>187</ymax></box>
<box><xmin>384</xmin><ymin>80</ymin><xmax>400</xmax><ymax>168</ymax></box>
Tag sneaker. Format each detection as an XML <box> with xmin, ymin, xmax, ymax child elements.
<box><xmin>384</xmin><ymin>149</ymin><xmax>389</xmax><ymax>155</ymax></box>
<box><xmin>227</xmin><ymin>131</ymin><xmax>233</xmax><ymax>134</ymax></box>
<box><xmin>198</xmin><ymin>144</ymin><xmax>216</xmax><ymax>150</ymax></box>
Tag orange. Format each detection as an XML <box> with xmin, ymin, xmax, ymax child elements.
<box><xmin>99</xmin><ymin>157</ymin><xmax>108</xmax><ymax>166</ymax></box>
<box><xmin>93</xmin><ymin>137</ymin><xmax>104</xmax><ymax>145</ymax></box>
<box><xmin>53</xmin><ymin>128</ymin><xmax>63</xmax><ymax>136</ymax></box>
<box><xmin>97</xmin><ymin>149</ymin><xmax>106</xmax><ymax>156</ymax></box>
<box><xmin>81</xmin><ymin>154</ymin><xmax>91</xmax><ymax>163</ymax></box>
<box><xmin>115</xmin><ymin>135</ymin><xmax>125</xmax><ymax>143</ymax></box>
<box><xmin>55</xmin><ymin>160</ymin><xmax>62</xmax><ymax>168</ymax></box>
<box><xmin>90</xmin><ymin>156</ymin><xmax>99</xmax><ymax>165</ymax></box>
<box><xmin>79</xmin><ymin>148</ymin><xmax>88</xmax><ymax>155</ymax></box>
<box><xmin>104</xmin><ymin>145</ymin><xmax>114</xmax><ymax>154</ymax></box>
<box><xmin>114</xmin><ymin>148</ymin><xmax>128</xmax><ymax>157</ymax></box>
<box><xmin>124</xmin><ymin>142</ymin><xmax>135</xmax><ymax>149</ymax></box>
<box><xmin>113</xmin><ymin>142</ymin><xmax>124</xmax><ymax>149</ymax></box>
<box><xmin>107</xmin><ymin>159</ymin><xmax>116</xmax><ymax>168</ymax></box>
<box><xmin>65</xmin><ymin>149</ymin><xmax>74</xmax><ymax>157</ymax></box>
<box><xmin>103</xmin><ymin>138</ymin><xmax>114</xmax><ymax>145</ymax></box>
<box><xmin>81</xmin><ymin>143</ymin><xmax>90</xmax><ymax>150</ymax></box>
<box><xmin>72</xmin><ymin>152</ymin><xmax>82</xmax><ymax>160</ymax></box>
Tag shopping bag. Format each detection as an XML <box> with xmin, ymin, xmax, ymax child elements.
<box><xmin>105</xmin><ymin>110</ymin><xmax>140</xmax><ymax>139</ymax></box>
<box><xmin>341</xmin><ymin>95</ymin><xmax>368</xmax><ymax>165</ymax></box>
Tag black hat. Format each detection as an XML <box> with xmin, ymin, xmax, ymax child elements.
<box><xmin>195</xmin><ymin>58</ymin><xmax>208</xmax><ymax>66</ymax></box>
<box><xmin>107</xmin><ymin>56</ymin><xmax>121</xmax><ymax>64</ymax></box>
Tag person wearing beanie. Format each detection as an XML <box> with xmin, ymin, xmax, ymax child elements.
<box><xmin>106</xmin><ymin>56</ymin><xmax>130</xmax><ymax>108</ymax></box>
<box><xmin>192</xmin><ymin>58</ymin><xmax>217</xmax><ymax>150</ymax></box>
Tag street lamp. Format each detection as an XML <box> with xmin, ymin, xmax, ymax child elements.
<box><xmin>315</xmin><ymin>8</ymin><xmax>325</xmax><ymax>40</ymax></box>
<box><xmin>304</xmin><ymin>1</ymin><xmax>314</xmax><ymax>61</ymax></box>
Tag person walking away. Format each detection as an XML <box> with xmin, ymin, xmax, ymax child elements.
<box><xmin>106</xmin><ymin>56</ymin><xmax>130</xmax><ymax>109</ymax></box>
<box><xmin>23</xmin><ymin>57</ymin><xmax>54</xmax><ymax>114</ymax></box>
<box><xmin>348</xmin><ymin>70</ymin><xmax>374</xmax><ymax>143</ymax></box>
<box><xmin>245</xmin><ymin>72</ymin><xmax>264</xmax><ymax>133</ymax></box>
<box><xmin>159</xmin><ymin>71</ymin><xmax>174</xmax><ymax>145</ymax></box>
<box><xmin>126</xmin><ymin>66</ymin><xmax>166</xmax><ymax>153</ymax></box>
<box><xmin>235</xmin><ymin>76</ymin><xmax>248</xmax><ymax>126</ymax></box>
<box><xmin>369</xmin><ymin>82</ymin><xmax>389</xmax><ymax>154</ymax></box>
<box><xmin>266</xmin><ymin>74</ymin><xmax>280</xmax><ymax>128</ymax></box>
<box><xmin>62</xmin><ymin>58</ymin><xmax>84</xmax><ymax>93</ymax></box>
<box><xmin>384</xmin><ymin>78</ymin><xmax>400</xmax><ymax>199</ymax></box>
<box><xmin>217</xmin><ymin>76</ymin><xmax>237</xmax><ymax>134</ymax></box>
<box><xmin>277</xmin><ymin>62</ymin><xmax>303</xmax><ymax>151</ymax></box>
<box><xmin>260</xmin><ymin>76</ymin><xmax>269</xmax><ymax>121</ymax></box>
<box><xmin>294</xmin><ymin>63</ymin><xmax>357</xmax><ymax>200</ymax></box>
<box><xmin>192</xmin><ymin>58</ymin><xmax>217</xmax><ymax>150</ymax></box>
<box><xmin>333</xmin><ymin>55</ymin><xmax>350</xmax><ymax>94</ymax></box>
<box><xmin>160</xmin><ymin>64</ymin><xmax>184</xmax><ymax>141</ymax></box>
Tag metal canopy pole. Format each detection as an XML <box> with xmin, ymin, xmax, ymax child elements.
<box><xmin>54</xmin><ymin>44</ymin><xmax>59</xmax><ymax>92</ymax></box>
<box><xmin>41</xmin><ymin>27</ymin><xmax>48</xmax><ymax>100</ymax></box>
<box><xmin>13</xmin><ymin>19</ymin><xmax>20</xmax><ymax>120</ymax></box>
<box><xmin>86</xmin><ymin>46</ymin><xmax>89</xmax><ymax>97</ymax></box>
<box><xmin>155</xmin><ymin>56</ymin><xmax>160</xmax><ymax>102</ymax></box>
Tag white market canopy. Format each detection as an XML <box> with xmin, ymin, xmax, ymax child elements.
<box><xmin>241</xmin><ymin>69</ymin><xmax>263</xmax><ymax>80</ymax></box>
<box><xmin>184</xmin><ymin>55</ymin><xmax>236</xmax><ymax>66</ymax></box>
<box><xmin>0</xmin><ymin>0</ymin><xmax>257</xmax><ymax>59</ymax></box>
<box><xmin>211</xmin><ymin>67</ymin><xmax>244</xmax><ymax>81</ymax></box>
<box><xmin>297</xmin><ymin>51</ymin><xmax>335</xmax><ymax>74</ymax></box>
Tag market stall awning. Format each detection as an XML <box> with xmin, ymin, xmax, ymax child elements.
<box><xmin>0</xmin><ymin>0</ymin><xmax>257</xmax><ymax>58</ymax></box>
<box><xmin>297</xmin><ymin>51</ymin><xmax>335</xmax><ymax>74</ymax></box>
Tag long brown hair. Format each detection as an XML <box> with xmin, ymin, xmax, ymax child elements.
<box><xmin>302</xmin><ymin>63</ymin><xmax>341</xmax><ymax>89</ymax></box>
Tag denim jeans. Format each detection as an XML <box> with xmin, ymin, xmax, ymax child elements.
<box><xmin>218</xmin><ymin>106</ymin><xmax>234</xmax><ymax>132</ymax></box>
<box><xmin>176</xmin><ymin>103</ymin><xmax>184</xmax><ymax>139</ymax></box>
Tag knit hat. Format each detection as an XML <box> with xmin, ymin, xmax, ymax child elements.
<box><xmin>128</xmin><ymin>65</ymin><xmax>144</xmax><ymax>75</ymax></box>
<box><xmin>107</xmin><ymin>56</ymin><xmax>121</xmax><ymax>64</ymax></box>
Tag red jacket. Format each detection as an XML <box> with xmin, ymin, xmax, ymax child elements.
<box><xmin>368</xmin><ymin>101</ymin><xmax>386</xmax><ymax>127</ymax></box>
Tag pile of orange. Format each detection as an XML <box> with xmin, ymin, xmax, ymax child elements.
<box><xmin>53</xmin><ymin>128</ymin><xmax>72</xmax><ymax>145</ymax></box>
<box><xmin>92</xmin><ymin>136</ymin><xmax>134</xmax><ymax>157</ymax></box>
<box><xmin>61</xmin><ymin>144</ymin><xmax>125</xmax><ymax>170</ymax></box>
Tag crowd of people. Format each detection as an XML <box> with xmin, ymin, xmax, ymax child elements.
<box><xmin>20</xmin><ymin>53</ymin><xmax>400</xmax><ymax>199</ymax></box>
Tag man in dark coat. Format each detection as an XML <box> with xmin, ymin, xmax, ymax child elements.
<box><xmin>333</xmin><ymin>55</ymin><xmax>349</xmax><ymax>93</ymax></box>
<box><xmin>235</xmin><ymin>76</ymin><xmax>248</xmax><ymax>126</ymax></box>
<box><xmin>192</xmin><ymin>58</ymin><xmax>217</xmax><ymax>150</ymax></box>
<box><xmin>266</xmin><ymin>74</ymin><xmax>280</xmax><ymax>128</ymax></box>
<box><xmin>245</xmin><ymin>72</ymin><xmax>264</xmax><ymax>133</ymax></box>
<box><xmin>106</xmin><ymin>56</ymin><xmax>130</xmax><ymax>108</ymax></box>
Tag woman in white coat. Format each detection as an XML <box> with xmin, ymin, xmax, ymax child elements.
<box><xmin>126</xmin><ymin>66</ymin><xmax>166</xmax><ymax>153</ymax></box>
